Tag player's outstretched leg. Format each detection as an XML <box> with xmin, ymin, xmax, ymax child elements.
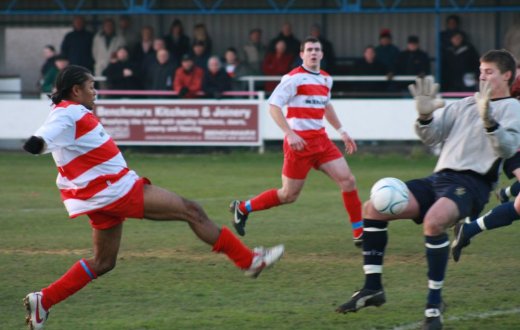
<box><xmin>229</xmin><ymin>200</ymin><xmax>249</xmax><ymax>236</ymax></box>
<box><xmin>24</xmin><ymin>292</ymin><xmax>49</xmax><ymax>330</ymax></box>
<box><xmin>497</xmin><ymin>181</ymin><xmax>520</xmax><ymax>204</ymax></box>
<box><xmin>229</xmin><ymin>189</ymin><xmax>281</xmax><ymax>236</ymax></box>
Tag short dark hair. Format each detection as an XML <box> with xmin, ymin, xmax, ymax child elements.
<box><xmin>480</xmin><ymin>49</ymin><xmax>517</xmax><ymax>86</ymax></box>
<box><xmin>300</xmin><ymin>36</ymin><xmax>321</xmax><ymax>51</ymax></box>
<box><xmin>446</xmin><ymin>14</ymin><xmax>460</xmax><ymax>25</ymax></box>
<box><xmin>50</xmin><ymin>65</ymin><xmax>92</xmax><ymax>105</ymax></box>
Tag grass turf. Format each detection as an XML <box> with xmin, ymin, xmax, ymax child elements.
<box><xmin>0</xmin><ymin>150</ymin><xmax>519</xmax><ymax>329</ymax></box>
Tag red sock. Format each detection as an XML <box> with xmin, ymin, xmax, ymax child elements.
<box><xmin>41</xmin><ymin>259</ymin><xmax>97</xmax><ymax>310</ymax></box>
<box><xmin>342</xmin><ymin>190</ymin><xmax>363</xmax><ymax>238</ymax></box>
<box><xmin>239</xmin><ymin>189</ymin><xmax>281</xmax><ymax>214</ymax></box>
<box><xmin>212</xmin><ymin>226</ymin><xmax>254</xmax><ymax>269</ymax></box>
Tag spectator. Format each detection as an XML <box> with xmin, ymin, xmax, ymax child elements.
<box><xmin>352</xmin><ymin>45</ymin><xmax>388</xmax><ymax>92</ymax></box>
<box><xmin>192</xmin><ymin>23</ymin><xmax>212</xmax><ymax>56</ymax></box>
<box><xmin>174</xmin><ymin>54</ymin><xmax>204</xmax><ymax>98</ymax></box>
<box><xmin>242</xmin><ymin>28</ymin><xmax>266</xmax><ymax>75</ymax></box>
<box><xmin>440</xmin><ymin>15</ymin><xmax>469</xmax><ymax>50</ymax></box>
<box><xmin>93</xmin><ymin>18</ymin><xmax>126</xmax><ymax>77</ymax></box>
<box><xmin>441</xmin><ymin>31</ymin><xmax>480</xmax><ymax>92</ymax></box>
<box><xmin>141</xmin><ymin>38</ymin><xmax>167</xmax><ymax>75</ymax></box>
<box><xmin>504</xmin><ymin>14</ymin><xmax>520</xmax><ymax>62</ymax></box>
<box><xmin>145</xmin><ymin>49</ymin><xmax>175</xmax><ymax>91</ymax></box>
<box><xmin>131</xmin><ymin>26</ymin><xmax>155</xmax><ymax>68</ymax></box>
<box><xmin>203</xmin><ymin>56</ymin><xmax>232</xmax><ymax>98</ymax></box>
<box><xmin>163</xmin><ymin>19</ymin><xmax>191</xmax><ymax>64</ymax></box>
<box><xmin>262</xmin><ymin>39</ymin><xmax>295</xmax><ymax>92</ymax></box>
<box><xmin>310</xmin><ymin>23</ymin><xmax>336</xmax><ymax>71</ymax></box>
<box><xmin>60</xmin><ymin>16</ymin><xmax>94</xmax><ymax>71</ymax></box>
<box><xmin>39</xmin><ymin>45</ymin><xmax>57</xmax><ymax>87</ymax></box>
<box><xmin>224</xmin><ymin>47</ymin><xmax>253</xmax><ymax>91</ymax></box>
<box><xmin>118</xmin><ymin>15</ymin><xmax>138</xmax><ymax>48</ymax></box>
<box><xmin>41</xmin><ymin>55</ymin><xmax>69</xmax><ymax>94</ymax></box>
<box><xmin>102</xmin><ymin>47</ymin><xmax>141</xmax><ymax>91</ymax></box>
<box><xmin>268</xmin><ymin>22</ymin><xmax>300</xmax><ymax>57</ymax></box>
<box><xmin>191</xmin><ymin>40</ymin><xmax>210</xmax><ymax>69</ymax></box>
<box><xmin>374</xmin><ymin>28</ymin><xmax>400</xmax><ymax>73</ymax></box>
<box><xmin>393</xmin><ymin>35</ymin><xmax>430</xmax><ymax>76</ymax></box>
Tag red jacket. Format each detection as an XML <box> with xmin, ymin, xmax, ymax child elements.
<box><xmin>511</xmin><ymin>76</ymin><xmax>520</xmax><ymax>100</ymax></box>
<box><xmin>262</xmin><ymin>52</ymin><xmax>294</xmax><ymax>91</ymax></box>
<box><xmin>173</xmin><ymin>66</ymin><xmax>204</xmax><ymax>98</ymax></box>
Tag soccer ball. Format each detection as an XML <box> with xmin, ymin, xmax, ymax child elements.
<box><xmin>370</xmin><ymin>177</ymin><xmax>409</xmax><ymax>215</ymax></box>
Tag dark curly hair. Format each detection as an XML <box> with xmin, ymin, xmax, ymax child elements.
<box><xmin>50</xmin><ymin>65</ymin><xmax>92</xmax><ymax>105</ymax></box>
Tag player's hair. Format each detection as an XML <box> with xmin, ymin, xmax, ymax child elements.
<box><xmin>300</xmin><ymin>36</ymin><xmax>321</xmax><ymax>51</ymax></box>
<box><xmin>480</xmin><ymin>49</ymin><xmax>517</xmax><ymax>86</ymax></box>
<box><xmin>50</xmin><ymin>65</ymin><xmax>91</xmax><ymax>105</ymax></box>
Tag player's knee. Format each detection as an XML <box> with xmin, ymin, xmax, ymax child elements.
<box><xmin>92</xmin><ymin>258</ymin><xmax>117</xmax><ymax>276</ymax></box>
<box><xmin>184</xmin><ymin>199</ymin><xmax>210</xmax><ymax>224</ymax></box>
<box><xmin>423</xmin><ymin>218</ymin><xmax>446</xmax><ymax>236</ymax></box>
<box><xmin>339</xmin><ymin>174</ymin><xmax>356</xmax><ymax>191</ymax></box>
<box><xmin>363</xmin><ymin>200</ymin><xmax>377</xmax><ymax>217</ymax></box>
<box><xmin>279</xmin><ymin>190</ymin><xmax>299</xmax><ymax>204</ymax></box>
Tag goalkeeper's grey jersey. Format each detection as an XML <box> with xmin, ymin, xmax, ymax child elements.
<box><xmin>415</xmin><ymin>96</ymin><xmax>520</xmax><ymax>179</ymax></box>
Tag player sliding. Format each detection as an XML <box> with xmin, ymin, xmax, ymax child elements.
<box><xmin>229</xmin><ymin>36</ymin><xmax>364</xmax><ymax>247</ymax></box>
<box><xmin>22</xmin><ymin>65</ymin><xmax>284</xmax><ymax>330</ymax></box>
<box><xmin>335</xmin><ymin>50</ymin><xmax>520</xmax><ymax>330</ymax></box>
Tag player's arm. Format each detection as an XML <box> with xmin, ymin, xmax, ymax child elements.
<box><xmin>23</xmin><ymin>136</ymin><xmax>46</xmax><ymax>154</ymax></box>
<box><xmin>27</xmin><ymin>108</ymin><xmax>75</xmax><ymax>155</ymax></box>
<box><xmin>324</xmin><ymin>103</ymin><xmax>357</xmax><ymax>154</ymax></box>
<box><xmin>269</xmin><ymin>104</ymin><xmax>306</xmax><ymax>151</ymax></box>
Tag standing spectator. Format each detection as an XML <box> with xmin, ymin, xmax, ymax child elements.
<box><xmin>141</xmin><ymin>38</ymin><xmax>167</xmax><ymax>76</ymax></box>
<box><xmin>39</xmin><ymin>45</ymin><xmax>57</xmax><ymax>88</ymax></box>
<box><xmin>393</xmin><ymin>35</ymin><xmax>430</xmax><ymax>76</ymax></box>
<box><xmin>41</xmin><ymin>55</ymin><xmax>69</xmax><ymax>94</ymax></box>
<box><xmin>92</xmin><ymin>18</ymin><xmax>126</xmax><ymax>77</ymax></box>
<box><xmin>440</xmin><ymin>15</ymin><xmax>469</xmax><ymax>50</ymax></box>
<box><xmin>242</xmin><ymin>28</ymin><xmax>266</xmax><ymax>75</ymax></box>
<box><xmin>503</xmin><ymin>14</ymin><xmax>520</xmax><ymax>62</ymax></box>
<box><xmin>118</xmin><ymin>15</ymin><xmax>138</xmax><ymax>48</ymax></box>
<box><xmin>262</xmin><ymin>39</ymin><xmax>295</xmax><ymax>92</ymax></box>
<box><xmin>374</xmin><ymin>29</ymin><xmax>400</xmax><ymax>73</ymax></box>
<box><xmin>60</xmin><ymin>16</ymin><xmax>94</xmax><ymax>71</ymax></box>
<box><xmin>310</xmin><ymin>23</ymin><xmax>336</xmax><ymax>71</ymax></box>
<box><xmin>145</xmin><ymin>49</ymin><xmax>175</xmax><ymax>91</ymax></box>
<box><xmin>352</xmin><ymin>45</ymin><xmax>388</xmax><ymax>93</ymax></box>
<box><xmin>163</xmin><ymin>19</ymin><xmax>191</xmax><ymax>64</ymax></box>
<box><xmin>174</xmin><ymin>54</ymin><xmax>204</xmax><ymax>98</ymax></box>
<box><xmin>192</xmin><ymin>23</ymin><xmax>212</xmax><ymax>56</ymax></box>
<box><xmin>131</xmin><ymin>26</ymin><xmax>155</xmax><ymax>69</ymax></box>
<box><xmin>224</xmin><ymin>47</ymin><xmax>253</xmax><ymax>91</ymax></box>
<box><xmin>190</xmin><ymin>40</ymin><xmax>210</xmax><ymax>69</ymax></box>
<box><xmin>441</xmin><ymin>31</ymin><xmax>480</xmax><ymax>92</ymax></box>
<box><xmin>269</xmin><ymin>22</ymin><xmax>300</xmax><ymax>58</ymax></box>
<box><xmin>102</xmin><ymin>47</ymin><xmax>141</xmax><ymax>91</ymax></box>
<box><xmin>203</xmin><ymin>56</ymin><xmax>232</xmax><ymax>98</ymax></box>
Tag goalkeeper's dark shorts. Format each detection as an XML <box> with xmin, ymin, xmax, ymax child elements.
<box><xmin>502</xmin><ymin>150</ymin><xmax>520</xmax><ymax>180</ymax></box>
<box><xmin>405</xmin><ymin>169</ymin><xmax>491</xmax><ymax>224</ymax></box>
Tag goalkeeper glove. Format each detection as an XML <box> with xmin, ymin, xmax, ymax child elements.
<box><xmin>475</xmin><ymin>81</ymin><xmax>496</xmax><ymax>129</ymax></box>
<box><xmin>408</xmin><ymin>76</ymin><xmax>445</xmax><ymax>119</ymax></box>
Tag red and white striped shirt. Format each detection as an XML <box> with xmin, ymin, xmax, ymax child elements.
<box><xmin>268</xmin><ymin>65</ymin><xmax>332</xmax><ymax>139</ymax></box>
<box><xmin>35</xmin><ymin>100</ymin><xmax>139</xmax><ymax>218</ymax></box>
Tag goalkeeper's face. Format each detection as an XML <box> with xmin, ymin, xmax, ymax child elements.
<box><xmin>479</xmin><ymin>62</ymin><xmax>512</xmax><ymax>98</ymax></box>
<box><xmin>300</xmin><ymin>41</ymin><xmax>323</xmax><ymax>71</ymax></box>
<box><xmin>75</xmin><ymin>76</ymin><xmax>97</xmax><ymax>110</ymax></box>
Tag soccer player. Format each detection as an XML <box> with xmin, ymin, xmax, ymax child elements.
<box><xmin>229</xmin><ymin>36</ymin><xmax>363</xmax><ymax>247</ymax></box>
<box><xmin>335</xmin><ymin>49</ymin><xmax>520</xmax><ymax>330</ymax></box>
<box><xmin>22</xmin><ymin>65</ymin><xmax>284</xmax><ymax>330</ymax></box>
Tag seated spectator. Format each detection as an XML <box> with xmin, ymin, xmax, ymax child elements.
<box><xmin>352</xmin><ymin>45</ymin><xmax>388</xmax><ymax>92</ymax></box>
<box><xmin>310</xmin><ymin>23</ymin><xmax>336</xmax><ymax>71</ymax></box>
<box><xmin>393</xmin><ymin>35</ymin><xmax>430</xmax><ymax>76</ymax></box>
<box><xmin>41</xmin><ymin>55</ymin><xmax>69</xmax><ymax>94</ymax></box>
<box><xmin>142</xmin><ymin>38</ymin><xmax>167</xmax><ymax>75</ymax></box>
<box><xmin>224</xmin><ymin>47</ymin><xmax>252</xmax><ymax>91</ymax></box>
<box><xmin>39</xmin><ymin>45</ymin><xmax>57</xmax><ymax>88</ymax></box>
<box><xmin>441</xmin><ymin>31</ymin><xmax>480</xmax><ymax>91</ymax></box>
<box><xmin>174</xmin><ymin>54</ymin><xmax>204</xmax><ymax>98</ymax></box>
<box><xmin>191</xmin><ymin>40</ymin><xmax>210</xmax><ymax>69</ymax></box>
<box><xmin>164</xmin><ymin>19</ymin><xmax>190</xmax><ymax>64</ymax></box>
<box><xmin>131</xmin><ymin>26</ymin><xmax>155</xmax><ymax>68</ymax></box>
<box><xmin>262</xmin><ymin>39</ymin><xmax>295</xmax><ymax>92</ymax></box>
<box><xmin>203</xmin><ymin>56</ymin><xmax>232</xmax><ymax>98</ymax></box>
<box><xmin>440</xmin><ymin>15</ymin><xmax>469</xmax><ymax>51</ymax></box>
<box><xmin>145</xmin><ymin>49</ymin><xmax>175</xmax><ymax>91</ymax></box>
<box><xmin>102</xmin><ymin>47</ymin><xmax>141</xmax><ymax>90</ymax></box>
<box><xmin>192</xmin><ymin>23</ymin><xmax>212</xmax><ymax>56</ymax></box>
<box><xmin>242</xmin><ymin>28</ymin><xmax>266</xmax><ymax>75</ymax></box>
<box><xmin>374</xmin><ymin>29</ymin><xmax>400</xmax><ymax>73</ymax></box>
<box><xmin>268</xmin><ymin>22</ymin><xmax>300</xmax><ymax>58</ymax></box>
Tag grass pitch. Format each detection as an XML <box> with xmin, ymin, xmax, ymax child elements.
<box><xmin>1</xmin><ymin>150</ymin><xmax>519</xmax><ymax>329</ymax></box>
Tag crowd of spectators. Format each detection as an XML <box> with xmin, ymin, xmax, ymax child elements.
<box><xmin>40</xmin><ymin>15</ymin><xmax>518</xmax><ymax>97</ymax></box>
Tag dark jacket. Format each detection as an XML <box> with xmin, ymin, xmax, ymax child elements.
<box><xmin>393</xmin><ymin>49</ymin><xmax>430</xmax><ymax>76</ymax></box>
<box><xmin>103</xmin><ymin>60</ymin><xmax>142</xmax><ymax>90</ymax></box>
<box><xmin>441</xmin><ymin>43</ymin><xmax>480</xmax><ymax>91</ymax></box>
<box><xmin>145</xmin><ymin>61</ymin><xmax>175</xmax><ymax>90</ymax></box>
<box><xmin>60</xmin><ymin>29</ymin><xmax>94</xmax><ymax>71</ymax></box>
<box><xmin>202</xmin><ymin>68</ymin><xmax>232</xmax><ymax>98</ymax></box>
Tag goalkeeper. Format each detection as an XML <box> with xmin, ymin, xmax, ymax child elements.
<box><xmin>336</xmin><ymin>49</ymin><xmax>520</xmax><ymax>330</ymax></box>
